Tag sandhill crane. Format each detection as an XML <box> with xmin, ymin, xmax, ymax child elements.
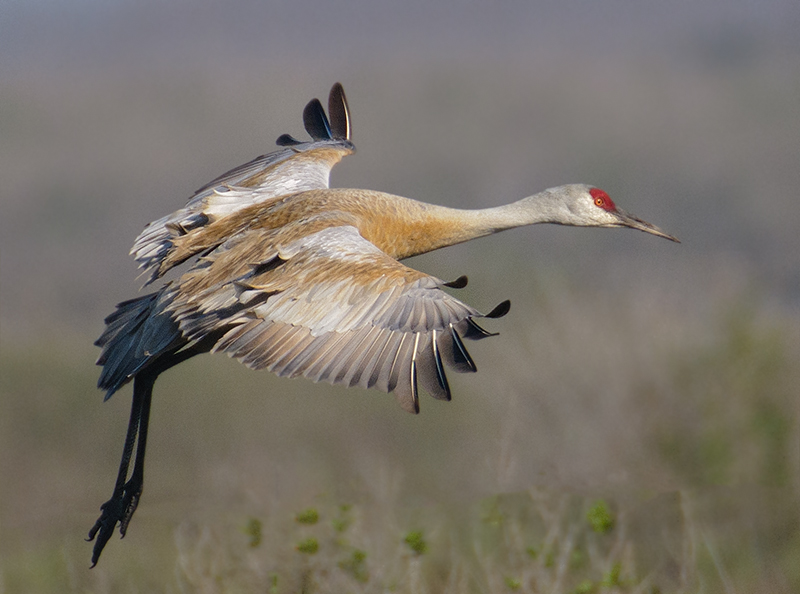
<box><xmin>87</xmin><ymin>82</ymin><xmax>678</xmax><ymax>565</ymax></box>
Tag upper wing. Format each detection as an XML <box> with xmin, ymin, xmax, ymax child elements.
<box><xmin>168</xmin><ymin>222</ymin><xmax>509</xmax><ymax>413</ymax></box>
<box><xmin>131</xmin><ymin>83</ymin><xmax>355</xmax><ymax>285</ymax></box>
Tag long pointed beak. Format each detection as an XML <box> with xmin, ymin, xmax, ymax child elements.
<box><xmin>614</xmin><ymin>208</ymin><xmax>680</xmax><ymax>243</ymax></box>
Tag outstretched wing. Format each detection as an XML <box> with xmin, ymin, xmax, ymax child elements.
<box><xmin>168</xmin><ymin>221</ymin><xmax>509</xmax><ymax>413</ymax></box>
<box><xmin>132</xmin><ymin>83</ymin><xmax>355</xmax><ymax>285</ymax></box>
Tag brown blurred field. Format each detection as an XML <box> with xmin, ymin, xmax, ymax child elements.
<box><xmin>1</xmin><ymin>2</ymin><xmax>799</xmax><ymax>592</ymax></box>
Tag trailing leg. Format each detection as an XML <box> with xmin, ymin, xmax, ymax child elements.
<box><xmin>88</xmin><ymin>339</ymin><xmax>213</xmax><ymax>566</ymax></box>
<box><xmin>87</xmin><ymin>373</ymin><xmax>155</xmax><ymax>567</ymax></box>
<box><xmin>119</xmin><ymin>374</ymin><xmax>154</xmax><ymax>537</ymax></box>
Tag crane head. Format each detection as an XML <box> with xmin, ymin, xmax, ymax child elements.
<box><xmin>572</xmin><ymin>186</ymin><xmax>679</xmax><ymax>242</ymax></box>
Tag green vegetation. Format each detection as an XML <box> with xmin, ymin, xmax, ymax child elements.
<box><xmin>295</xmin><ymin>537</ymin><xmax>319</xmax><ymax>554</ymax></box>
<box><xmin>601</xmin><ymin>562</ymin><xmax>622</xmax><ymax>587</ymax></box>
<box><xmin>295</xmin><ymin>508</ymin><xmax>320</xmax><ymax>525</ymax></box>
<box><xmin>338</xmin><ymin>549</ymin><xmax>369</xmax><ymax>583</ymax></box>
<box><xmin>504</xmin><ymin>576</ymin><xmax>522</xmax><ymax>590</ymax></box>
<box><xmin>586</xmin><ymin>500</ymin><xmax>614</xmax><ymax>534</ymax></box>
<box><xmin>403</xmin><ymin>530</ymin><xmax>428</xmax><ymax>555</ymax></box>
<box><xmin>572</xmin><ymin>580</ymin><xmax>595</xmax><ymax>594</ymax></box>
<box><xmin>244</xmin><ymin>517</ymin><xmax>262</xmax><ymax>548</ymax></box>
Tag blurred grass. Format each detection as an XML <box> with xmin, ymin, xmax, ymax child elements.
<box><xmin>650</xmin><ymin>300</ymin><xmax>797</xmax><ymax>487</ymax></box>
<box><xmin>1</xmin><ymin>287</ymin><xmax>798</xmax><ymax>592</ymax></box>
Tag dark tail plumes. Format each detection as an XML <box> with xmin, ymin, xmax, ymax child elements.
<box><xmin>95</xmin><ymin>291</ymin><xmax>183</xmax><ymax>400</ymax></box>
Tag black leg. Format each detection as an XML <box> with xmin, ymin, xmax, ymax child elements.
<box><xmin>87</xmin><ymin>373</ymin><xmax>154</xmax><ymax>567</ymax></box>
<box><xmin>119</xmin><ymin>375</ymin><xmax>154</xmax><ymax>537</ymax></box>
<box><xmin>86</xmin><ymin>339</ymin><xmax>215</xmax><ymax>567</ymax></box>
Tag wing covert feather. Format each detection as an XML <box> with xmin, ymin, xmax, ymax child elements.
<box><xmin>131</xmin><ymin>84</ymin><xmax>355</xmax><ymax>285</ymax></box>
<box><xmin>168</xmin><ymin>224</ymin><xmax>502</xmax><ymax>412</ymax></box>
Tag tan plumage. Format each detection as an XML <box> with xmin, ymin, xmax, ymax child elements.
<box><xmin>132</xmin><ymin>84</ymin><xmax>355</xmax><ymax>282</ymax></box>
<box><xmin>170</xmin><ymin>219</ymin><xmax>489</xmax><ymax>413</ymax></box>
<box><xmin>88</xmin><ymin>83</ymin><xmax>677</xmax><ymax>566</ymax></box>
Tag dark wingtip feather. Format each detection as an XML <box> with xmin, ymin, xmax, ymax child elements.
<box><xmin>450</xmin><ymin>325</ymin><xmax>478</xmax><ymax>373</ymax></box>
<box><xmin>443</xmin><ymin>275</ymin><xmax>468</xmax><ymax>289</ymax></box>
<box><xmin>486</xmin><ymin>300</ymin><xmax>511</xmax><ymax>318</ymax></box>
<box><xmin>410</xmin><ymin>358</ymin><xmax>420</xmax><ymax>413</ymax></box>
<box><xmin>276</xmin><ymin>133</ymin><xmax>303</xmax><ymax>146</ymax></box>
<box><xmin>462</xmin><ymin>318</ymin><xmax>498</xmax><ymax>340</ymax></box>
<box><xmin>431</xmin><ymin>334</ymin><xmax>451</xmax><ymax>400</ymax></box>
<box><xmin>328</xmin><ymin>83</ymin><xmax>351</xmax><ymax>141</ymax></box>
<box><xmin>303</xmin><ymin>98</ymin><xmax>333</xmax><ymax>141</ymax></box>
<box><xmin>415</xmin><ymin>331</ymin><xmax>452</xmax><ymax>402</ymax></box>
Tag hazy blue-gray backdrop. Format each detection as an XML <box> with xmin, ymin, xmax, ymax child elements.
<box><xmin>1</xmin><ymin>0</ymin><xmax>798</xmax><ymax>590</ymax></box>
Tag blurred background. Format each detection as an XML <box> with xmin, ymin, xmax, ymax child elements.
<box><xmin>1</xmin><ymin>0</ymin><xmax>798</xmax><ymax>591</ymax></box>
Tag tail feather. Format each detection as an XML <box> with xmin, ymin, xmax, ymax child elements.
<box><xmin>95</xmin><ymin>291</ymin><xmax>184</xmax><ymax>399</ymax></box>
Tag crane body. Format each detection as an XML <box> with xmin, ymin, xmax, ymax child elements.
<box><xmin>88</xmin><ymin>83</ymin><xmax>678</xmax><ymax>566</ymax></box>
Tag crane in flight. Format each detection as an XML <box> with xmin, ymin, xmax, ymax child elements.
<box><xmin>87</xmin><ymin>83</ymin><xmax>678</xmax><ymax>566</ymax></box>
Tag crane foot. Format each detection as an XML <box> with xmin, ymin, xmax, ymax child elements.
<box><xmin>86</xmin><ymin>477</ymin><xmax>143</xmax><ymax>567</ymax></box>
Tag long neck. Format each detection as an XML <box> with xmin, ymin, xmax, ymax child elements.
<box><xmin>463</xmin><ymin>189</ymin><xmax>573</xmax><ymax>234</ymax></box>
<box><xmin>362</xmin><ymin>186</ymin><xmax>578</xmax><ymax>260</ymax></box>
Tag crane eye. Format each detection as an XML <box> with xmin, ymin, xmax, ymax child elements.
<box><xmin>589</xmin><ymin>188</ymin><xmax>616</xmax><ymax>212</ymax></box>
